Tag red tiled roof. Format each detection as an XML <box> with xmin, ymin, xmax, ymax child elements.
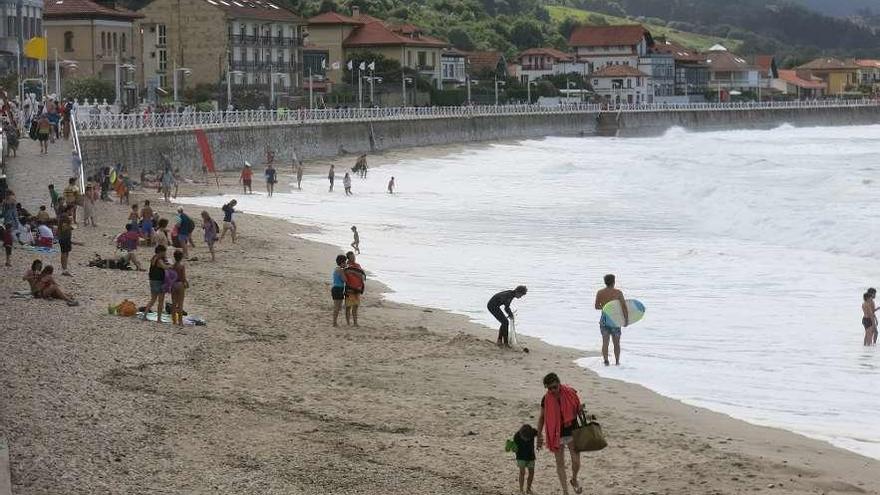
<box><xmin>45</xmin><ymin>0</ymin><xmax>142</xmax><ymax>20</ymax></box>
<box><xmin>515</xmin><ymin>47</ymin><xmax>573</xmax><ymax>63</ymax></box>
<box><xmin>568</xmin><ymin>25</ymin><xmax>651</xmax><ymax>47</ymax></box>
<box><xmin>466</xmin><ymin>51</ymin><xmax>506</xmax><ymax>74</ymax></box>
<box><xmin>855</xmin><ymin>59</ymin><xmax>880</xmax><ymax>69</ymax></box>
<box><xmin>343</xmin><ymin>21</ymin><xmax>446</xmax><ymax>48</ymax></box>
<box><xmin>199</xmin><ymin>0</ymin><xmax>303</xmax><ymax>23</ymax></box>
<box><xmin>590</xmin><ymin>65</ymin><xmax>648</xmax><ymax>77</ymax></box>
<box><xmin>651</xmin><ymin>39</ymin><xmax>702</xmax><ymax>63</ymax></box>
<box><xmin>308</xmin><ymin>11</ymin><xmax>363</xmax><ymax>24</ymax></box>
<box><xmin>778</xmin><ymin>70</ymin><xmax>826</xmax><ymax>90</ymax></box>
<box><xmin>703</xmin><ymin>50</ymin><xmax>755</xmax><ymax>72</ymax></box>
<box><xmin>797</xmin><ymin>57</ymin><xmax>859</xmax><ymax>71</ymax></box>
<box><xmin>754</xmin><ymin>55</ymin><xmax>774</xmax><ymax>72</ymax></box>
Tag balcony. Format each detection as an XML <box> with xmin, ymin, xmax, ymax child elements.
<box><xmin>520</xmin><ymin>64</ymin><xmax>554</xmax><ymax>71</ymax></box>
<box><xmin>230</xmin><ymin>34</ymin><xmax>303</xmax><ymax>47</ymax></box>
<box><xmin>417</xmin><ymin>65</ymin><xmax>435</xmax><ymax>72</ymax></box>
<box><xmin>230</xmin><ymin>60</ymin><xmax>300</xmax><ymax>72</ymax></box>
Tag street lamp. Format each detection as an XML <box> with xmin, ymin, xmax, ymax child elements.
<box><xmin>526</xmin><ymin>80</ymin><xmax>537</xmax><ymax>105</ymax></box>
<box><xmin>494</xmin><ymin>76</ymin><xmax>506</xmax><ymax>106</ymax></box>
<box><xmin>401</xmin><ymin>76</ymin><xmax>413</xmax><ymax>107</ymax></box>
<box><xmin>226</xmin><ymin>68</ymin><xmax>244</xmax><ymax>110</ymax></box>
<box><xmin>172</xmin><ymin>64</ymin><xmax>192</xmax><ymax>108</ymax></box>
<box><xmin>364</xmin><ymin>75</ymin><xmax>382</xmax><ymax>106</ymax></box>
<box><xmin>269</xmin><ymin>72</ymin><xmax>287</xmax><ymax>109</ymax></box>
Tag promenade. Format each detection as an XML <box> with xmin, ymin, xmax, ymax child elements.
<box><xmin>5</xmin><ymin>136</ymin><xmax>76</xmax><ymax>210</ymax></box>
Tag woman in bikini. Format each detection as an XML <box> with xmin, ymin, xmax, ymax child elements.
<box><xmin>862</xmin><ymin>292</ymin><xmax>876</xmax><ymax>346</ymax></box>
<box><xmin>170</xmin><ymin>249</ymin><xmax>189</xmax><ymax>325</ymax></box>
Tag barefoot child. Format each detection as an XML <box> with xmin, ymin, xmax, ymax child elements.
<box><xmin>350</xmin><ymin>225</ymin><xmax>360</xmax><ymax>254</ymax></box>
<box><xmin>511</xmin><ymin>424</ymin><xmax>537</xmax><ymax>494</ymax></box>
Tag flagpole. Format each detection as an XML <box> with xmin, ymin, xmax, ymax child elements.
<box><xmin>369</xmin><ymin>66</ymin><xmax>374</xmax><ymax>106</ymax></box>
<box><xmin>309</xmin><ymin>67</ymin><xmax>313</xmax><ymax>110</ymax></box>
<box><xmin>358</xmin><ymin>65</ymin><xmax>362</xmax><ymax>109</ymax></box>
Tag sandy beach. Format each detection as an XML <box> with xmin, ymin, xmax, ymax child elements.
<box><xmin>1</xmin><ymin>139</ymin><xmax>879</xmax><ymax>494</ymax></box>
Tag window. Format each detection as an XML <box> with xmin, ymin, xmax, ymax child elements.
<box><xmin>158</xmin><ymin>74</ymin><xmax>167</xmax><ymax>88</ymax></box>
<box><xmin>112</xmin><ymin>32</ymin><xmax>117</xmax><ymax>52</ymax></box>
<box><xmin>626</xmin><ymin>78</ymin><xmax>632</xmax><ymax>88</ymax></box>
<box><xmin>430</xmin><ymin>52</ymin><xmax>435</xmax><ymax>68</ymax></box>
<box><xmin>101</xmin><ymin>32</ymin><xmax>106</xmax><ymax>53</ymax></box>
<box><xmin>418</xmin><ymin>51</ymin><xmax>426</xmax><ymax>67</ymax></box>
<box><xmin>64</xmin><ymin>31</ymin><xmax>73</xmax><ymax>52</ymax></box>
<box><xmin>407</xmin><ymin>50</ymin><xmax>412</xmax><ymax>67</ymax></box>
<box><xmin>157</xmin><ymin>24</ymin><xmax>167</xmax><ymax>46</ymax></box>
<box><xmin>158</xmin><ymin>49</ymin><xmax>167</xmax><ymax>71</ymax></box>
<box><xmin>121</xmin><ymin>33</ymin><xmax>126</xmax><ymax>53</ymax></box>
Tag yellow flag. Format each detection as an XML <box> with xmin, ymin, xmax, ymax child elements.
<box><xmin>23</xmin><ymin>36</ymin><xmax>47</xmax><ymax>60</ymax></box>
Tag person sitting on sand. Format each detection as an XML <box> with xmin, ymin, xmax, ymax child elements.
<box><xmin>512</xmin><ymin>424</ymin><xmax>538</xmax><ymax>494</ymax></box>
<box><xmin>487</xmin><ymin>286</ymin><xmax>527</xmax><ymax>348</ymax></box>
<box><xmin>594</xmin><ymin>274</ymin><xmax>628</xmax><ymax>366</ymax></box>
<box><xmin>33</xmin><ymin>265</ymin><xmax>79</xmax><ymax>306</ymax></box>
<box><xmin>344</xmin><ymin>251</ymin><xmax>366</xmax><ymax>327</ymax></box>
<box><xmin>23</xmin><ymin>259</ymin><xmax>43</xmax><ymax>293</ymax></box>
<box><xmin>143</xmin><ymin>245</ymin><xmax>171</xmax><ymax>323</ymax></box>
<box><xmin>536</xmin><ymin>372</ymin><xmax>584</xmax><ymax>495</ymax></box>
<box><xmin>36</xmin><ymin>221</ymin><xmax>54</xmax><ymax>248</ymax></box>
<box><xmin>331</xmin><ymin>254</ymin><xmax>347</xmax><ymax>327</ymax></box>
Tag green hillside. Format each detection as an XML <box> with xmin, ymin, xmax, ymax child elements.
<box><xmin>547</xmin><ymin>5</ymin><xmax>742</xmax><ymax>51</ymax></box>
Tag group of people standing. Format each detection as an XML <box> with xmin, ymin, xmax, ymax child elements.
<box><xmin>331</xmin><ymin>251</ymin><xmax>365</xmax><ymax>327</ymax></box>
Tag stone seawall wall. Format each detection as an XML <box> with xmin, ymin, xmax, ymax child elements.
<box><xmin>616</xmin><ymin>106</ymin><xmax>880</xmax><ymax>136</ymax></box>
<box><xmin>78</xmin><ymin>113</ymin><xmax>597</xmax><ymax>176</ymax></box>
<box><xmin>77</xmin><ymin>106</ymin><xmax>880</xmax><ymax>176</ymax></box>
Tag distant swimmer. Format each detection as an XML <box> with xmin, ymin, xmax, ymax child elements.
<box><xmin>328</xmin><ymin>165</ymin><xmax>335</xmax><ymax>192</ymax></box>
<box><xmin>387</xmin><ymin>176</ymin><xmax>395</xmax><ymax>194</ymax></box>
<box><xmin>350</xmin><ymin>225</ymin><xmax>360</xmax><ymax>254</ymax></box>
<box><xmin>595</xmin><ymin>274</ymin><xmax>628</xmax><ymax>366</ymax></box>
<box><xmin>863</xmin><ymin>289</ymin><xmax>877</xmax><ymax>346</ymax></box>
<box><xmin>487</xmin><ymin>285</ymin><xmax>527</xmax><ymax>347</ymax></box>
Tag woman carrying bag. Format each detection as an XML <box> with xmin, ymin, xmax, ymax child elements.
<box><xmin>536</xmin><ymin>372</ymin><xmax>585</xmax><ymax>495</ymax></box>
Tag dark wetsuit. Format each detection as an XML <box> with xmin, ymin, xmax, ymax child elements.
<box><xmin>488</xmin><ymin>289</ymin><xmax>517</xmax><ymax>345</ymax></box>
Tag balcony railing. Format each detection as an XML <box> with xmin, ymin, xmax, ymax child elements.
<box><xmin>230</xmin><ymin>61</ymin><xmax>300</xmax><ymax>72</ymax></box>
<box><xmin>520</xmin><ymin>65</ymin><xmax>554</xmax><ymax>71</ymax></box>
<box><xmin>230</xmin><ymin>34</ymin><xmax>303</xmax><ymax>47</ymax></box>
<box><xmin>417</xmin><ymin>65</ymin><xmax>435</xmax><ymax>71</ymax></box>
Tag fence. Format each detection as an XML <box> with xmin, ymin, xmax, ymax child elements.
<box><xmin>73</xmin><ymin>99</ymin><xmax>880</xmax><ymax>135</ymax></box>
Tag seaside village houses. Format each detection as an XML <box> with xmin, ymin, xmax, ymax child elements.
<box><xmin>135</xmin><ymin>0</ymin><xmax>306</xmax><ymax>108</ymax></box>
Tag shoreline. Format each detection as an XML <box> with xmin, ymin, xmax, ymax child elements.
<box><xmin>2</xmin><ymin>139</ymin><xmax>879</xmax><ymax>493</ymax></box>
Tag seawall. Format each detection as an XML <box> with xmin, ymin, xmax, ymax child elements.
<box><xmin>77</xmin><ymin>105</ymin><xmax>880</xmax><ymax>175</ymax></box>
<box><xmin>77</xmin><ymin>113</ymin><xmax>597</xmax><ymax>176</ymax></box>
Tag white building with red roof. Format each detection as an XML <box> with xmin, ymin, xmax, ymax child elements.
<box><xmin>568</xmin><ymin>24</ymin><xmax>653</xmax><ymax>73</ymax></box>
<box><xmin>772</xmin><ymin>70</ymin><xmax>826</xmax><ymax>99</ymax></box>
<box><xmin>588</xmin><ymin>64</ymin><xmax>651</xmax><ymax>105</ymax></box>
<box><xmin>509</xmin><ymin>47</ymin><xmax>587</xmax><ymax>84</ymax></box>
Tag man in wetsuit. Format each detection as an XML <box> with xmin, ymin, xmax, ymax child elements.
<box><xmin>487</xmin><ymin>285</ymin><xmax>527</xmax><ymax>347</ymax></box>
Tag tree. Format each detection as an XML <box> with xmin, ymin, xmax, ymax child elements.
<box><xmin>318</xmin><ymin>0</ymin><xmax>338</xmax><ymax>13</ymax></box>
<box><xmin>64</xmin><ymin>77</ymin><xmax>114</xmax><ymax>103</ymax></box>
<box><xmin>510</xmin><ymin>19</ymin><xmax>544</xmax><ymax>49</ymax></box>
<box><xmin>448</xmin><ymin>27</ymin><xmax>476</xmax><ymax>51</ymax></box>
<box><xmin>559</xmin><ymin>17</ymin><xmax>582</xmax><ymax>39</ymax></box>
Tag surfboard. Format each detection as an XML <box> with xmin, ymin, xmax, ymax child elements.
<box><xmin>509</xmin><ymin>316</ymin><xmax>518</xmax><ymax>346</ymax></box>
<box><xmin>601</xmin><ymin>299</ymin><xmax>646</xmax><ymax>327</ymax></box>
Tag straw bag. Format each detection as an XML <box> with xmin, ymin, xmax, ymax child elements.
<box><xmin>572</xmin><ymin>411</ymin><xmax>607</xmax><ymax>452</ymax></box>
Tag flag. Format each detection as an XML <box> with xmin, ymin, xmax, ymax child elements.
<box><xmin>23</xmin><ymin>36</ymin><xmax>47</xmax><ymax>60</ymax></box>
<box><xmin>359</xmin><ymin>61</ymin><xmax>365</xmax><ymax>71</ymax></box>
<box><xmin>331</xmin><ymin>61</ymin><xmax>340</xmax><ymax>70</ymax></box>
<box><xmin>321</xmin><ymin>58</ymin><xmax>326</xmax><ymax>70</ymax></box>
<box><xmin>347</xmin><ymin>60</ymin><xmax>353</xmax><ymax>71</ymax></box>
<box><xmin>367</xmin><ymin>61</ymin><xmax>375</xmax><ymax>71</ymax></box>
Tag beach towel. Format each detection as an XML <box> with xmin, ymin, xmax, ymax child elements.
<box><xmin>21</xmin><ymin>245</ymin><xmax>58</xmax><ymax>255</ymax></box>
<box><xmin>344</xmin><ymin>262</ymin><xmax>366</xmax><ymax>294</ymax></box>
<box><xmin>11</xmin><ymin>290</ymin><xmax>33</xmax><ymax>299</ymax></box>
<box><xmin>543</xmin><ymin>384</ymin><xmax>581</xmax><ymax>452</ymax></box>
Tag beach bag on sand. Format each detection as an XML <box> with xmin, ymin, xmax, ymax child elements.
<box><xmin>572</xmin><ymin>411</ymin><xmax>607</xmax><ymax>452</ymax></box>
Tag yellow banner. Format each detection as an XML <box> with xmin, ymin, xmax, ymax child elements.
<box><xmin>23</xmin><ymin>36</ymin><xmax>47</xmax><ymax>60</ymax></box>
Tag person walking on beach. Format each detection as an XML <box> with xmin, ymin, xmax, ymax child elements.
<box><xmin>70</xmin><ymin>149</ymin><xmax>81</xmax><ymax>178</ymax></box>
<box><xmin>201</xmin><ymin>211</ymin><xmax>218</xmax><ymax>262</ymax></box>
<box><xmin>141</xmin><ymin>200</ymin><xmax>154</xmax><ymax>244</ymax></box>
<box><xmin>487</xmin><ymin>286</ymin><xmax>527</xmax><ymax>347</ymax></box>
<box><xmin>2</xmin><ymin>221</ymin><xmax>13</xmax><ymax>267</ymax></box>
<box><xmin>862</xmin><ymin>291</ymin><xmax>876</xmax><ymax>346</ymax></box>
<box><xmin>57</xmin><ymin>215</ymin><xmax>74</xmax><ymax>276</ymax></box>
<box><xmin>344</xmin><ymin>251</ymin><xmax>366</xmax><ymax>327</ymax></box>
<box><xmin>296</xmin><ymin>161</ymin><xmax>304</xmax><ymax>191</ymax></box>
<box><xmin>331</xmin><ymin>254</ymin><xmax>347</xmax><ymax>327</ymax></box>
<box><xmin>219</xmin><ymin>200</ymin><xmax>237</xmax><ymax>243</ymax></box>
<box><xmin>536</xmin><ymin>372</ymin><xmax>584</xmax><ymax>495</ymax></box>
<box><xmin>82</xmin><ymin>184</ymin><xmax>96</xmax><ymax>227</ymax></box>
<box><xmin>177</xmin><ymin>207</ymin><xmax>196</xmax><ymax>259</ymax></box>
<box><xmin>595</xmin><ymin>274</ymin><xmax>628</xmax><ymax>366</ymax></box>
<box><xmin>387</xmin><ymin>177</ymin><xmax>395</xmax><ymax>194</ymax></box>
<box><xmin>63</xmin><ymin>178</ymin><xmax>80</xmax><ymax>224</ymax></box>
<box><xmin>328</xmin><ymin>165</ymin><xmax>336</xmax><ymax>192</ymax></box>
<box><xmin>144</xmin><ymin>245</ymin><xmax>171</xmax><ymax>322</ymax></box>
<box><xmin>240</xmin><ymin>163</ymin><xmax>253</xmax><ymax>194</ymax></box>
<box><xmin>511</xmin><ymin>424</ymin><xmax>538</xmax><ymax>494</ymax></box>
<box><xmin>350</xmin><ymin>225</ymin><xmax>360</xmax><ymax>254</ymax></box>
<box><xmin>343</xmin><ymin>172</ymin><xmax>352</xmax><ymax>196</ymax></box>
<box><xmin>265</xmin><ymin>163</ymin><xmax>277</xmax><ymax>197</ymax></box>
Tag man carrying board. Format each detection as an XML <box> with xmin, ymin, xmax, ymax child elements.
<box><xmin>595</xmin><ymin>274</ymin><xmax>628</xmax><ymax>366</ymax></box>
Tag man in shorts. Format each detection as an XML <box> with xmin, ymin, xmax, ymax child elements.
<box><xmin>594</xmin><ymin>274</ymin><xmax>629</xmax><ymax>366</ymax></box>
<box><xmin>176</xmin><ymin>207</ymin><xmax>196</xmax><ymax>259</ymax></box>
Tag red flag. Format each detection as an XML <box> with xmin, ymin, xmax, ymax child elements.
<box><xmin>194</xmin><ymin>129</ymin><xmax>215</xmax><ymax>173</ymax></box>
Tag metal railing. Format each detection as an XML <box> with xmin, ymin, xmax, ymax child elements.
<box><xmin>73</xmin><ymin>99</ymin><xmax>880</xmax><ymax>135</ymax></box>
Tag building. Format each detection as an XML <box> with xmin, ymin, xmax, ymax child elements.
<box><xmin>440</xmin><ymin>47</ymin><xmax>466</xmax><ymax>88</ymax></box>
<box><xmin>568</xmin><ymin>24</ymin><xmax>653</xmax><ymax>73</ymax></box>
<box><xmin>306</xmin><ymin>8</ymin><xmax>447</xmax><ymax>89</ymax></box>
<box><xmin>650</xmin><ymin>37</ymin><xmax>708</xmax><ymax>99</ymax></box>
<box><xmin>752</xmin><ymin>54</ymin><xmax>778</xmax><ymax>97</ymax></box>
<box><xmin>855</xmin><ymin>59</ymin><xmax>880</xmax><ymax>88</ymax></box>
<box><xmin>466</xmin><ymin>50</ymin><xmax>507</xmax><ymax>79</ymax></box>
<box><xmin>589</xmin><ymin>64</ymin><xmax>650</xmax><ymax>104</ymax></box>
<box><xmin>511</xmin><ymin>47</ymin><xmax>577</xmax><ymax>84</ymax></box>
<box><xmin>772</xmin><ymin>69</ymin><xmax>825</xmax><ymax>99</ymax></box>
<box><xmin>703</xmin><ymin>44</ymin><xmax>759</xmax><ymax>97</ymax></box>
<box><xmin>137</xmin><ymin>0</ymin><xmax>305</xmax><ymax>106</ymax></box>
<box><xmin>637</xmin><ymin>52</ymin><xmax>674</xmax><ymax>102</ymax></box>
<box><xmin>44</xmin><ymin>0</ymin><xmax>142</xmax><ymax>84</ymax></box>
<box><xmin>795</xmin><ymin>57</ymin><xmax>860</xmax><ymax>96</ymax></box>
<box><xmin>0</xmin><ymin>0</ymin><xmax>43</xmax><ymax>78</ymax></box>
